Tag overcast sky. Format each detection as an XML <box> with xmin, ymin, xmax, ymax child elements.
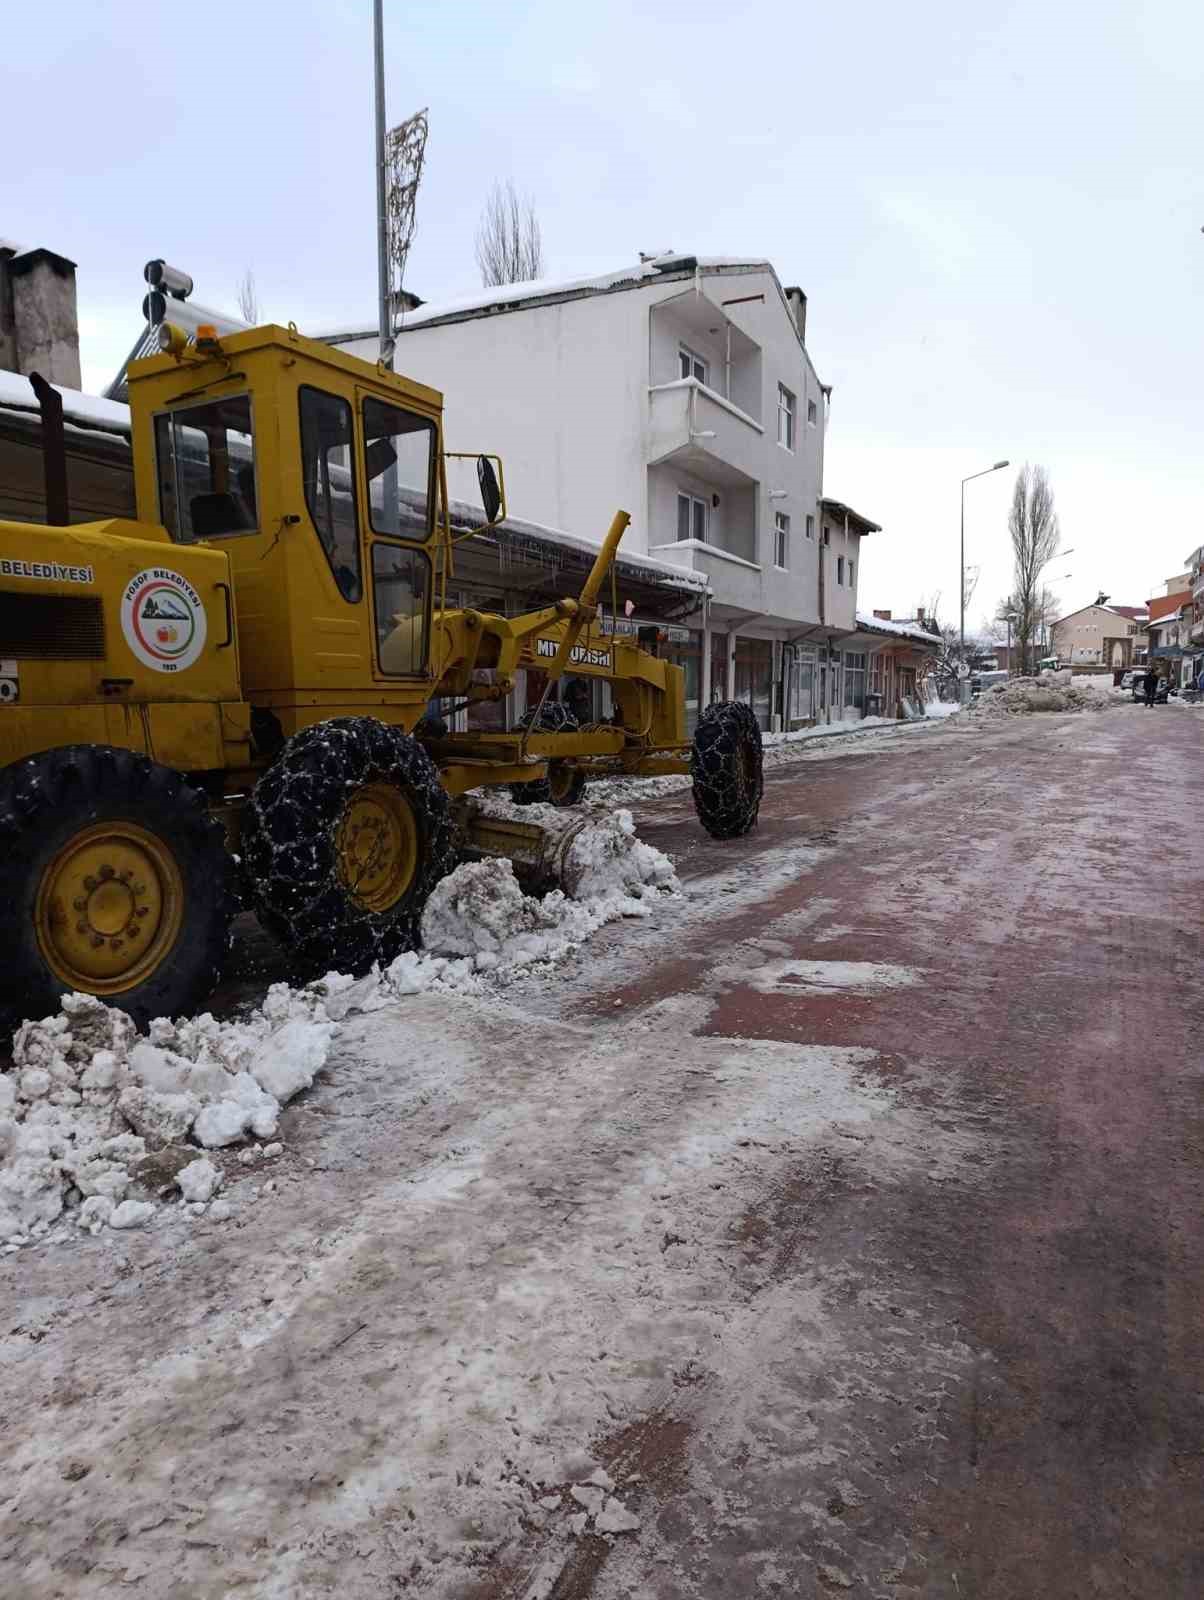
<box><xmin>7</xmin><ymin>0</ymin><xmax>1202</xmax><ymax>628</ymax></box>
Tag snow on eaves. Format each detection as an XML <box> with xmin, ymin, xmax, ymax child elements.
<box><xmin>0</xmin><ymin>370</ymin><xmax>132</xmax><ymax>442</ymax></box>
<box><xmin>855</xmin><ymin>611</ymin><xmax>940</xmax><ymax>646</ymax></box>
<box><xmin>318</xmin><ymin>255</ymin><xmax>772</xmax><ymax>342</ymax></box>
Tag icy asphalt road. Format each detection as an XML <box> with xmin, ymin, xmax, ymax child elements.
<box><xmin>3</xmin><ymin>703</ymin><xmax>1202</xmax><ymax>1599</ymax></box>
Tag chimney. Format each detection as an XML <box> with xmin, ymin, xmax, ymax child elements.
<box><xmin>0</xmin><ymin>240</ymin><xmax>18</xmax><ymax>373</ymax></box>
<box><xmin>873</xmin><ymin>609</ymin><xmax>892</xmax><ymax>621</ymax></box>
<box><xmin>4</xmin><ymin>247</ymin><xmax>81</xmax><ymax>389</ymax></box>
<box><xmin>784</xmin><ymin>285</ymin><xmax>807</xmax><ymax>344</ymax></box>
<box><xmin>917</xmin><ymin>606</ymin><xmax>926</xmax><ymax>623</ymax></box>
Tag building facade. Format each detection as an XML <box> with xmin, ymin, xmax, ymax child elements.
<box><xmin>1188</xmin><ymin>545</ymin><xmax>1204</xmax><ymax>685</ymax></box>
<box><xmin>1050</xmin><ymin>601</ymin><xmax>1147</xmax><ymax>668</ymax></box>
<box><xmin>328</xmin><ymin>255</ymin><xmax>879</xmax><ymax>730</ymax></box>
<box><xmin>1146</xmin><ymin>574</ymin><xmax>1194</xmax><ymax>687</ymax></box>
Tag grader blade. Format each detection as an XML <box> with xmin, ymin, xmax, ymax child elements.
<box><xmin>454</xmin><ymin>802</ymin><xmax>597</xmax><ymax>897</ymax></box>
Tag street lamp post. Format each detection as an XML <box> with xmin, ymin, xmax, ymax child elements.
<box><xmin>960</xmin><ymin>459</ymin><xmax>1011</xmax><ymax>669</ymax></box>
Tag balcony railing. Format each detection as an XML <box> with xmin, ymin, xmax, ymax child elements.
<box><xmin>647</xmin><ymin>378</ymin><xmax>764</xmax><ymax>487</ymax></box>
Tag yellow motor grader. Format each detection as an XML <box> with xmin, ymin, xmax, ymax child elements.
<box><xmin>0</xmin><ymin>323</ymin><xmax>763</xmax><ymax>1026</ymax></box>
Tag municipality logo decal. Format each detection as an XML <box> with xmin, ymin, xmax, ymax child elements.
<box><xmin>120</xmin><ymin>567</ymin><xmax>207</xmax><ymax>673</ymax></box>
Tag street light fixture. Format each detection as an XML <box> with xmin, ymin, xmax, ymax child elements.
<box><xmin>960</xmin><ymin>459</ymin><xmax>1010</xmax><ymax>664</ymax></box>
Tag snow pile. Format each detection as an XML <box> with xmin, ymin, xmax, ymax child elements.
<box><xmin>970</xmin><ymin>673</ymin><xmax>1122</xmax><ymax>717</ymax></box>
<box><xmin>1</xmin><ymin>812</ymin><xmax>679</xmax><ymax>1249</ymax></box>
<box><xmin>410</xmin><ymin>807</ymin><xmax>677</xmax><ymax>973</ymax></box>
<box><xmin>0</xmin><ymin>989</ymin><xmax>334</xmax><ymax>1248</ymax></box>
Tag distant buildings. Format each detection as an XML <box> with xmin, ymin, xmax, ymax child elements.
<box><xmin>1050</xmin><ymin>601</ymin><xmax>1148</xmax><ymax>669</ymax></box>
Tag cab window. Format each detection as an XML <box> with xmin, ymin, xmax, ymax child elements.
<box><xmin>363</xmin><ymin>397</ymin><xmax>435</xmax><ymax>540</ymax></box>
<box><xmin>299</xmin><ymin>386</ymin><xmax>362</xmax><ymax>603</ymax></box>
<box><xmin>155</xmin><ymin>395</ymin><xmax>257</xmax><ymax>542</ymax></box>
<box><xmin>373</xmin><ymin>543</ymin><xmax>429</xmax><ymax>675</ymax></box>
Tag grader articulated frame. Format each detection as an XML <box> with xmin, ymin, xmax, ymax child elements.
<box><xmin>0</xmin><ymin>322</ymin><xmax>763</xmax><ymax>1026</ymax></box>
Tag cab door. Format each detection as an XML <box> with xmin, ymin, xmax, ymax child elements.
<box><xmin>357</xmin><ymin>389</ymin><xmax>439</xmax><ymax>681</ymax></box>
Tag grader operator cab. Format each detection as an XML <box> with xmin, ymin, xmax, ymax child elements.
<box><xmin>0</xmin><ymin>323</ymin><xmax>763</xmax><ymax>1027</ymax></box>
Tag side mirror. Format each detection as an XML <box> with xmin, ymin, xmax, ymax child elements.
<box><xmin>477</xmin><ymin>455</ymin><xmax>503</xmax><ymax>525</ymax></box>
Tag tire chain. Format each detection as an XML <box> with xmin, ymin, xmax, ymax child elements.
<box><xmin>690</xmin><ymin>700</ymin><xmax>764</xmax><ymax>839</ymax></box>
<box><xmin>242</xmin><ymin>716</ymin><xmax>455</xmax><ymax>977</ymax></box>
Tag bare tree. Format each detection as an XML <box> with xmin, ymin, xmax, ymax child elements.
<box><xmin>236</xmin><ymin>269</ymin><xmax>259</xmax><ymax>325</ymax></box>
<box><xmin>475</xmin><ymin>180</ymin><xmax>543</xmax><ymax>287</ymax></box>
<box><xmin>1008</xmin><ymin>465</ymin><xmax>1060</xmax><ymax>675</ymax></box>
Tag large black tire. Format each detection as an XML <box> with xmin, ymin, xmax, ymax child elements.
<box><xmin>508</xmin><ymin>703</ymin><xmax>587</xmax><ymax>807</ymax></box>
<box><xmin>242</xmin><ymin>717</ymin><xmax>454</xmax><ymax>977</ymax></box>
<box><xmin>691</xmin><ymin>700</ymin><xmax>764</xmax><ymax>839</ymax></box>
<box><xmin>0</xmin><ymin>745</ymin><xmax>235</xmax><ymax>1031</ymax></box>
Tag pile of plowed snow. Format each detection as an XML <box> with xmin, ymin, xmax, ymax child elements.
<box><xmin>1</xmin><ymin>809</ymin><xmax>677</xmax><ymax>1250</ymax></box>
<box><xmin>971</xmin><ymin>672</ymin><xmax>1122</xmax><ymax>717</ymax></box>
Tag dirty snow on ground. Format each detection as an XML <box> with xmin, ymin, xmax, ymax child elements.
<box><xmin>589</xmin><ymin>710</ymin><xmax>955</xmax><ymax>807</ymax></box>
<box><xmin>0</xmin><ymin>979</ymin><xmax>972</xmax><ymax>1598</ymax></box>
<box><xmin>0</xmin><ymin>719</ymin><xmax>993</xmax><ymax>1599</ymax></box>
<box><xmin>0</xmin><ymin>809</ymin><xmax>677</xmax><ymax>1251</ymax></box>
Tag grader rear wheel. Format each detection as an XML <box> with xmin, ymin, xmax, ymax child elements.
<box><xmin>690</xmin><ymin>700</ymin><xmax>764</xmax><ymax>839</ymax></box>
<box><xmin>509</xmin><ymin>703</ymin><xmax>587</xmax><ymax>808</ymax></box>
<box><xmin>242</xmin><ymin>717</ymin><xmax>455</xmax><ymax>977</ymax></box>
<box><xmin>0</xmin><ymin>746</ymin><xmax>235</xmax><ymax>1029</ymax></box>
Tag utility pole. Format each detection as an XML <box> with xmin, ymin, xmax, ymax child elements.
<box><xmin>373</xmin><ymin>0</ymin><xmax>393</xmax><ymax>370</ymax></box>
<box><xmin>960</xmin><ymin>459</ymin><xmax>1009</xmax><ymax>671</ymax></box>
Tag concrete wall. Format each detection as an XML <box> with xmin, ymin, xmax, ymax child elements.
<box><xmin>347</xmin><ymin>286</ymin><xmax>651</xmax><ymax>554</ymax></box>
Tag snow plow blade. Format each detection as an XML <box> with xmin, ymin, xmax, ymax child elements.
<box><xmin>455</xmin><ymin>803</ymin><xmax>598</xmax><ymax>897</ymax></box>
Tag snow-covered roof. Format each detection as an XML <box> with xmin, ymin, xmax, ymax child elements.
<box><xmin>0</xmin><ymin>369</ymin><xmax>132</xmax><ymax>441</ymax></box>
<box><xmin>318</xmin><ymin>255</ymin><xmax>771</xmax><ymax>343</ymax></box>
<box><xmin>855</xmin><ymin>611</ymin><xmax>939</xmax><ymax>646</ymax></box>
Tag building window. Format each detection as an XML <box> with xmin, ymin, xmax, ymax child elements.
<box><xmin>676</xmin><ymin>492</ymin><xmax>707</xmax><ymax>543</ymax></box>
<box><xmin>805</xmin><ymin>513</ymin><xmax>814</xmax><ymax>540</ymax></box>
<box><xmin>773</xmin><ymin>512</ymin><xmax>790</xmax><ymax>569</ymax></box>
<box><xmin>823</xmin><ymin>525</ymin><xmax>830</xmax><ymax>547</ymax></box>
<box><xmin>679</xmin><ymin>346</ymin><xmax>708</xmax><ymax>385</ymax></box>
<box><xmin>777</xmin><ymin>384</ymin><xmax>796</xmax><ymax>450</ymax></box>
<box><xmin>848</xmin><ymin>558</ymin><xmax>855</xmax><ymax>588</ymax></box>
<box><xmin>807</xmin><ymin>398</ymin><xmax>818</xmax><ymax>426</ymax></box>
<box><xmin>837</xmin><ymin>554</ymin><xmax>845</xmax><ymax>585</ymax></box>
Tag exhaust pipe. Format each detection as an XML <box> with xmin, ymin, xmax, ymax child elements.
<box><xmin>29</xmin><ymin>371</ymin><xmax>69</xmax><ymax>526</ymax></box>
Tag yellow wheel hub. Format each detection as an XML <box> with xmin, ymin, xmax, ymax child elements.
<box><xmin>36</xmin><ymin>822</ymin><xmax>183</xmax><ymax>995</ymax></box>
<box><xmin>335</xmin><ymin>783</ymin><xmax>418</xmax><ymax>913</ymax></box>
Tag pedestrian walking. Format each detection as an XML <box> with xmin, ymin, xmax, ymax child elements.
<box><xmin>1143</xmin><ymin>667</ymin><xmax>1159</xmax><ymax>707</ymax></box>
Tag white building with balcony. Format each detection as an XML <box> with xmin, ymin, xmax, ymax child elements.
<box><xmin>326</xmin><ymin>254</ymin><xmax>878</xmax><ymax>730</ymax></box>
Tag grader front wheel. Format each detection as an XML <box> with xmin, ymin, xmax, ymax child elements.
<box><xmin>0</xmin><ymin>746</ymin><xmax>235</xmax><ymax>1029</ymax></box>
<box><xmin>242</xmin><ymin>717</ymin><xmax>455</xmax><ymax>977</ymax></box>
<box><xmin>690</xmin><ymin>701</ymin><xmax>764</xmax><ymax>839</ymax></box>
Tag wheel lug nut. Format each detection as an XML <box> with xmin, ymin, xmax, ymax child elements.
<box><xmin>90</xmin><ymin>934</ymin><xmax>104</xmax><ymax>949</ymax></box>
<box><xmin>137</xmin><ymin>907</ymin><xmax>149</xmax><ymax>918</ymax></box>
<box><xmin>73</xmin><ymin>897</ymin><xmax>86</xmax><ymax>911</ymax></box>
<box><xmin>83</xmin><ymin>875</ymin><xmax>98</xmax><ymax>891</ymax></box>
<box><xmin>110</xmin><ymin>938</ymin><xmax>122</xmax><ymax>951</ymax></box>
<box><xmin>127</xmin><ymin>924</ymin><xmax>140</xmax><ymax>939</ymax></box>
<box><xmin>99</xmin><ymin>864</ymin><xmax>115</xmax><ymax>880</ymax></box>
